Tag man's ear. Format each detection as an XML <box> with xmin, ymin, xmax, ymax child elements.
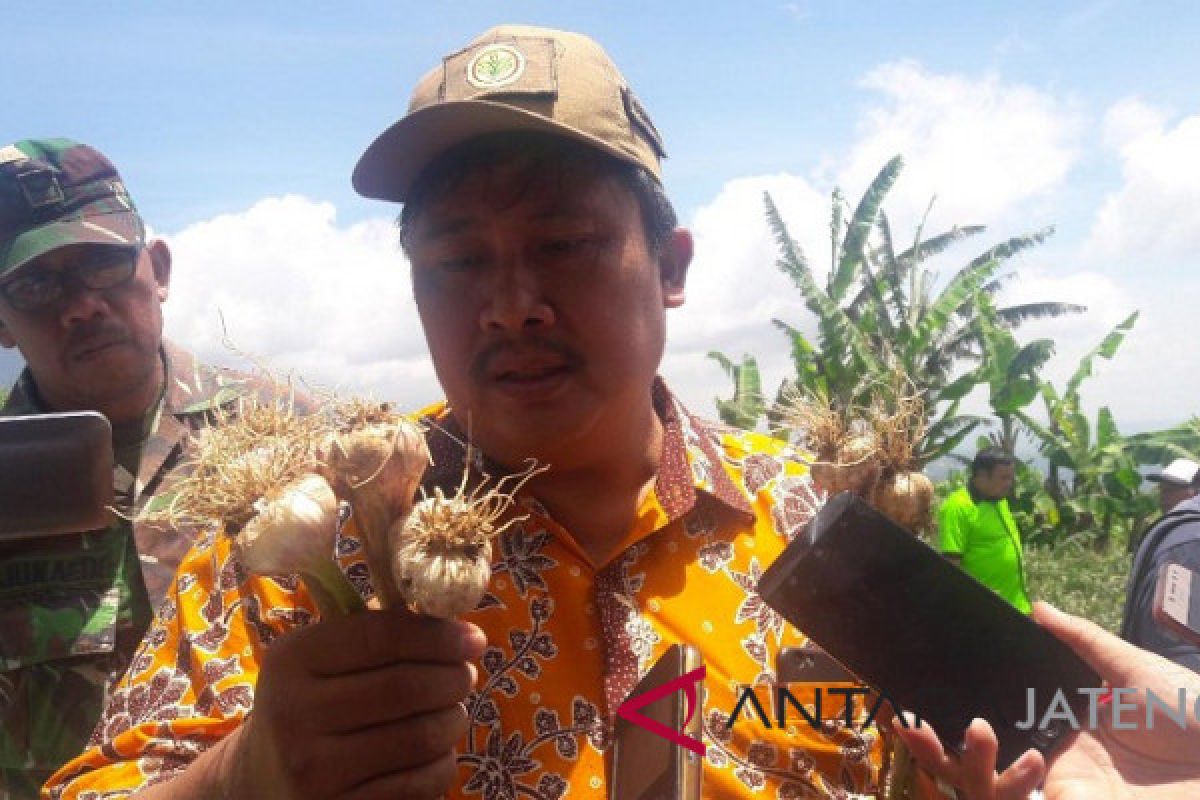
<box><xmin>147</xmin><ymin>239</ymin><xmax>172</xmax><ymax>302</ymax></box>
<box><xmin>659</xmin><ymin>228</ymin><xmax>692</xmax><ymax>309</ymax></box>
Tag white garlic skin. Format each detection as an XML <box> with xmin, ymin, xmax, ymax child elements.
<box><xmin>391</xmin><ymin>518</ymin><xmax>493</xmax><ymax>619</ymax></box>
<box><xmin>236</xmin><ymin>472</ymin><xmax>339</xmax><ymax>576</ymax></box>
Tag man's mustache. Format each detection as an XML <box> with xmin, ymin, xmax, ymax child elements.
<box><xmin>469</xmin><ymin>338</ymin><xmax>583</xmax><ymax>381</ymax></box>
<box><xmin>64</xmin><ymin>322</ymin><xmax>129</xmax><ymax>357</ymax></box>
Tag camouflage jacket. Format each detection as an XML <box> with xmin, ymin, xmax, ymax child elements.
<box><xmin>0</xmin><ymin>341</ymin><xmax>272</xmax><ymax>800</ymax></box>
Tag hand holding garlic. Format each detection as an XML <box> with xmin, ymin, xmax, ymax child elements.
<box><xmin>234</xmin><ymin>472</ymin><xmax>364</xmax><ymax>617</ymax></box>
<box><xmin>154</xmin><ymin>391</ymin><xmax>538</xmax><ymax>624</ymax></box>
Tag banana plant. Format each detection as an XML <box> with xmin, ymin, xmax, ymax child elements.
<box><xmin>950</xmin><ymin>292</ymin><xmax>1057</xmax><ymax>454</ymax></box>
<box><xmin>708</xmin><ymin>352</ymin><xmax>766</xmax><ymax>430</ymax></box>
<box><xmin>1016</xmin><ymin>312</ymin><xmax>1155</xmax><ymax>542</ymax></box>
<box><xmin>711</xmin><ymin>155</ymin><xmax>1082</xmax><ymax>464</ymax></box>
<box><xmin>1126</xmin><ymin>418</ymin><xmax>1200</xmax><ymax>465</ymax></box>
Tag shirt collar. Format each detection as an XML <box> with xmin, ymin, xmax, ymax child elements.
<box><xmin>158</xmin><ymin>339</ymin><xmax>254</xmax><ymax>417</ymax></box>
<box><xmin>418</xmin><ymin>377</ymin><xmax>754</xmax><ymax>525</ymax></box>
<box><xmin>967</xmin><ymin>481</ymin><xmax>1006</xmax><ymax>506</ymax></box>
<box><xmin>1</xmin><ymin>365</ymin><xmax>44</xmax><ymax>415</ymax></box>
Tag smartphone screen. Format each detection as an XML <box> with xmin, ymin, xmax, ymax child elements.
<box><xmin>0</xmin><ymin>412</ymin><xmax>113</xmax><ymax>539</ymax></box>
<box><xmin>611</xmin><ymin>643</ymin><xmax>703</xmax><ymax>800</ymax></box>
<box><xmin>757</xmin><ymin>492</ymin><xmax>1099</xmax><ymax>770</ymax></box>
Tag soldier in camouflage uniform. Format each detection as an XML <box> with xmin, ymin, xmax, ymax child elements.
<box><xmin>0</xmin><ymin>139</ymin><xmax>275</xmax><ymax>799</ymax></box>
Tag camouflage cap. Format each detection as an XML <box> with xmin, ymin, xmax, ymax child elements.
<box><xmin>352</xmin><ymin>25</ymin><xmax>667</xmax><ymax>202</ymax></box>
<box><xmin>0</xmin><ymin>138</ymin><xmax>144</xmax><ymax>279</ymax></box>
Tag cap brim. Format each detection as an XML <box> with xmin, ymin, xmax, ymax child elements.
<box><xmin>352</xmin><ymin>100</ymin><xmax>647</xmax><ymax>203</ymax></box>
<box><xmin>0</xmin><ymin>212</ymin><xmax>142</xmax><ymax>278</ymax></box>
<box><xmin>1148</xmin><ymin>475</ymin><xmax>1191</xmax><ymax>487</ymax></box>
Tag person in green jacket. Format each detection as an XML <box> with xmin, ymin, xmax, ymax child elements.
<box><xmin>937</xmin><ymin>447</ymin><xmax>1032</xmax><ymax>613</ymax></box>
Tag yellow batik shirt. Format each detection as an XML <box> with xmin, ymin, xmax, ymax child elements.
<box><xmin>46</xmin><ymin>381</ymin><xmax>883</xmax><ymax>800</ymax></box>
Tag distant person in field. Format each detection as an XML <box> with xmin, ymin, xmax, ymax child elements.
<box><xmin>937</xmin><ymin>447</ymin><xmax>1032</xmax><ymax>613</ymax></box>
<box><xmin>1149</xmin><ymin>457</ymin><xmax>1200</xmax><ymax>514</ymax></box>
<box><xmin>1121</xmin><ymin>457</ymin><xmax>1200</xmax><ymax>672</ymax></box>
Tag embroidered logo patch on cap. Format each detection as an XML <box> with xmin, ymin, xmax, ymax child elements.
<box><xmin>466</xmin><ymin>43</ymin><xmax>526</xmax><ymax>89</ymax></box>
<box><xmin>18</xmin><ymin>168</ymin><xmax>64</xmax><ymax>210</ymax></box>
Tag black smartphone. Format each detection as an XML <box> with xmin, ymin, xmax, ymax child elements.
<box><xmin>1153</xmin><ymin>562</ymin><xmax>1200</xmax><ymax>647</ymax></box>
<box><xmin>0</xmin><ymin>411</ymin><xmax>113</xmax><ymax>539</ymax></box>
<box><xmin>757</xmin><ymin>492</ymin><xmax>1099</xmax><ymax>770</ymax></box>
<box><xmin>776</xmin><ymin>642</ymin><xmax>857</xmax><ymax>683</ymax></box>
<box><xmin>611</xmin><ymin>643</ymin><xmax>703</xmax><ymax>800</ymax></box>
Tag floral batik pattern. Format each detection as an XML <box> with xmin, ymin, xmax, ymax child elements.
<box><xmin>48</xmin><ymin>379</ymin><xmax>882</xmax><ymax>800</ymax></box>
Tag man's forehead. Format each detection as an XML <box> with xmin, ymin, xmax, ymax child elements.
<box><xmin>410</xmin><ymin>165</ymin><xmax>632</xmax><ymax>237</ymax></box>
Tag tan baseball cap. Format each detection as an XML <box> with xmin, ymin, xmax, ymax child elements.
<box><xmin>352</xmin><ymin>25</ymin><xmax>667</xmax><ymax>202</ymax></box>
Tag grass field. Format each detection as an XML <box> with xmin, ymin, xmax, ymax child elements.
<box><xmin>1024</xmin><ymin>541</ymin><xmax>1131</xmax><ymax>632</ymax></box>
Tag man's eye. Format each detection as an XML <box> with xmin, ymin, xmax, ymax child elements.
<box><xmin>5</xmin><ymin>276</ymin><xmax>51</xmax><ymax>298</ymax></box>
<box><xmin>85</xmin><ymin>260</ymin><xmax>131</xmax><ymax>285</ymax></box>
<box><xmin>539</xmin><ymin>237</ymin><xmax>600</xmax><ymax>259</ymax></box>
<box><xmin>437</xmin><ymin>253</ymin><xmax>488</xmax><ymax>272</ymax></box>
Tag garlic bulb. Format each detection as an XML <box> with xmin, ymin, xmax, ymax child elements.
<box><xmin>389</xmin><ymin>467</ymin><xmax>536</xmax><ymax>619</ymax></box>
<box><xmin>320</xmin><ymin>419</ymin><xmax>428</xmax><ymax>608</ymax></box>
<box><xmin>391</xmin><ymin>492</ymin><xmax>494</xmax><ymax>619</ymax></box>
<box><xmin>235</xmin><ymin>472</ymin><xmax>364</xmax><ymax>616</ymax></box>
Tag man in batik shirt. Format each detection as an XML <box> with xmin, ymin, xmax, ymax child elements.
<box><xmin>48</xmin><ymin>28</ymin><xmax>884</xmax><ymax>800</ymax></box>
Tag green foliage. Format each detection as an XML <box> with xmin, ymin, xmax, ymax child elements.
<box><xmin>708</xmin><ymin>352</ymin><xmax>766</xmax><ymax>430</ymax></box>
<box><xmin>1127</xmin><ymin>418</ymin><xmax>1200</xmax><ymax>465</ymax></box>
<box><xmin>931</xmin><ymin>467</ymin><xmax>1130</xmax><ymax>630</ymax></box>
<box><xmin>712</xmin><ymin>155</ymin><xmax>1083</xmax><ymax>468</ymax></box>
<box><xmin>967</xmin><ymin>293</ymin><xmax>1057</xmax><ymax>455</ymax></box>
<box><xmin>930</xmin><ymin>467</ymin><xmax>1129</xmax><ymax>630</ymax></box>
<box><xmin>1016</xmin><ymin>313</ymin><xmax>1156</xmax><ymax>544</ymax></box>
<box><xmin>1025</xmin><ymin>541</ymin><xmax>1130</xmax><ymax>633</ymax></box>
<box><xmin>763</xmin><ymin>193</ymin><xmax>886</xmax><ymax>411</ymax></box>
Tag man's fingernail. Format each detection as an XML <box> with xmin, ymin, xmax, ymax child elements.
<box><xmin>458</xmin><ymin>621</ymin><xmax>486</xmax><ymax>652</ymax></box>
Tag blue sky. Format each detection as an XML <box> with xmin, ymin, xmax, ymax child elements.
<box><xmin>3</xmin><ymin>1</ymin><xmax>1198</xmax><ymax>436</ymax></box>
<box><xmin>7</xmin><ymin>1</ymin><xmax>1197</xmax><ymax>227</ymax></box>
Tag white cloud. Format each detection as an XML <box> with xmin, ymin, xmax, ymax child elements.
<box><xmin>666</xmin><ymin>66</ymin><xmax>1191</xmax><ymax>435</ymax></box>
<box><xmin>132</xmin><ymin>185</ymin><xmax>1180</xmax><ymax>436</ymax></box>
<box><xmin>1100</xmin><ymin>97</ymin><xmax>1169</xmax><ymax>151</ymax></box>
<box><xmin>154</xmin><ymin>183</ymin><xmax>835</xmax><ymax>421</ymax></box>
<box><xmin>667</xmin><ymin>61</ymin><xmax>1088</xmax><ymax>419</ymax></box>
<box><xmin>1067</xmin><ymin>98</ymin><xmax>1200</xmax><ymax>430</ymax></box>
<box><xmin>671</xmin><ymin>173</ymin><xmax>828</xmax><ymax>346</ymax></box>
<box><xmin>839</xmin><ymin>60</ymin><xmax>1082</xmax><ymax>230</ymax></box>
<box><xmin>1085</xmin><ymin>100</ymin><xmax>1200</xmax><ymax>263</ymax></box>
<box><xmin>161</xmin><ymin>195</ymin><xmax>441</xmax><ymax>408</ymax></box>
<box><xmin>5</xmin><ymin>64</ymin><xmax>1180</xmax><ymax>443</ymax></box>
<box><xmin>662</xmin><ymin>173</ymin><xmax>829</xmax><ymax>413</ymax></box>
